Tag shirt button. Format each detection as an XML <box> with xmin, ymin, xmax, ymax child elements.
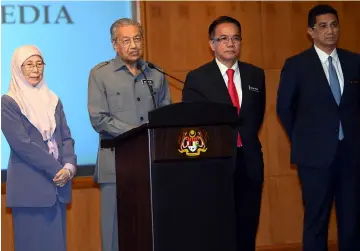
<box><xmin>140</xmin><ymin>117</ymin><xmax>144</xmax><ymax>121</ymax></box>
<box><xmin>137</xmin><ymin>97</ymin><xmax>140</xmax><ymax>101</ymax></box>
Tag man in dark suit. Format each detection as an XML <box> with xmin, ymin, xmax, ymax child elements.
<box><xmin>182</xmin><ymin>16</ymin><xmax>266</xmax><ymax>251</ymax></box>
<box><xmin>277</xmin><ymin>4</ymin><xmax>360</xmax><ymax>251</ymax></box>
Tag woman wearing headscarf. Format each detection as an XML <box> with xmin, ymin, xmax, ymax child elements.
<box><xmin>1</xmin><ymin>45</ymin><xmax>77</xmax><ymax>251</ymax></box>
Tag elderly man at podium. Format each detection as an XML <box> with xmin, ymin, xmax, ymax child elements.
<box><xmin>87</xmin><ymin>18</ymin><xmax>171</xmax><ymax>251</ymax></box>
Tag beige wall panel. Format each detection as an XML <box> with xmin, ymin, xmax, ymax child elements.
<box><xmin>263</xmin><ymin>70</ymin><xmax>293</xmax><ymax>177</ymax></box>
<box><xmin>256</xmin><ymin>177</ymin><xmax>272</xmax><ymax>246</ymax></box>
<box><xmin>261</xmin><ymin>2</ymin><xmax>294</xmax><ymax>69</ymax></box>
<box><xmin>267</xmin><ymin>175</ymin><xmax>304</xmax><ymax>244</ymax></box>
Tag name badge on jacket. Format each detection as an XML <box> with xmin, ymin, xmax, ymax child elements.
<box><xmin>142</xmin><ymin>79</ymin><xmax>154</xmax><ymax>86</ymax></box>
<box><xmin>248</xmin><ymin>85</ymin><xmax>260</xmax><ymax>92</ymax></box>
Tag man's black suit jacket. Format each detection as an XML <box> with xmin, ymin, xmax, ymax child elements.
<box><xmin>182</xmin><ymin>59</ymin><xmax>266</xmax><ymax>181</ymax></box>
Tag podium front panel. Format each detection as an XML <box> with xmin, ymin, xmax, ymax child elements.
<box><xmin>149</xmin><ymin>125</ymin><xmax>237</xmax><ymax>251</ymax></box>
<box><xmin>112</xmin><ymin>123</ymin><xmax>238</xmax><ymax>251</ymax></box>
<box><xmin>150</xmin><ymin>125</ymin><xmax>236</xmax><ymax>162</ymax></box>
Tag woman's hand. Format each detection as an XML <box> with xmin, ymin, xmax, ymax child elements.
<box><xmin>53</xmin><ymin>168</ymin><xmax>72</xmax><ymax>187</ymax></box>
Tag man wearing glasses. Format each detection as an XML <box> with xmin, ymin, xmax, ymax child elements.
<box><xmin>87</xmin><ymin>18</ymin><xmax>171</xmax><ymax>251</ymax></box>
<box><xmin>277</xmin><ymin>4</ymin><xmax>360</xmax><ymax>251</ymax></box>
<box><xmin>182</xmin><ymin>16</ymin><xmax>266</xmax><ymax>251</ymax></box>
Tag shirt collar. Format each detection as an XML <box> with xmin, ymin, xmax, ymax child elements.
<box><xmin>314</xmin><ymin>44</ymin><xmax>339</xmax><ymax>64</ymax></box>
<box><xmin>113</xmin><ymin>55</ymin><xmax>148</xmax><ymax>72</ymax></box>
<box><xmin>215</xmin><ymin>58</ymin><xmax>238</xmax><ymax>77</ymax></box>
<box><xmin>113</xmin><ymin>55</ymin><xmax>125</xmax><ymax>71</ymax></box>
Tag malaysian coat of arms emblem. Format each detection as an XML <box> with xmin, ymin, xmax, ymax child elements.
<box><xmin>178</xmin><ymin>129</ymin><xmax>208</xmax><ymax>156</ymax></box>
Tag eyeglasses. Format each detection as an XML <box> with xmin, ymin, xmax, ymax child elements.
<box><xmin>118</xmin><ymin>36</ymin><xmax>143</xmax><ymax>47</ymax></box>
<box><xmin>22</xmin><ymin>62</ymin><xmax>45</xmax><ymax>71</ymax></box>
<box><xmin>313</xmin><ymin>22</ymin><xmax>339</xmax><ymax>32</ymax></box>
<box><xmin>213</xmin><ymin>35</ymin><xmax>242</xmax><ymax>44</ymax></box>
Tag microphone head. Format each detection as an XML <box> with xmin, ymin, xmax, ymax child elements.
<box><xmin>147</xmin><ymin>62</ymin><xmax>156</xmax><ymax>69</ymax></box>
<box><xmin>136</xmin><ymin>61</ymin><xmax>143</xmax><ymax>70</ymax></box>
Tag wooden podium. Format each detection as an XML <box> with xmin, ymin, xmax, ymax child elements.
<box><xmin>101</xmin><ymin>102</ymin><xmax>239</xmax><ymax>251</ymax></box>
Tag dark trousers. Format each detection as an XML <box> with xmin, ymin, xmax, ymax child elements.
<box><xmin>298</xmin><ymin>141</ymin><xmax>360</xmax><ymax>251</ymax></box>
<box><xmin>234</xmin><ymin>148</ymin><xmax>263</xmax><ymax>251</ymax></box>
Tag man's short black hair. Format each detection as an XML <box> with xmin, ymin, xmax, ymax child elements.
<box><xmin>308</xmin><ymin>4</ymin><xmax>339</xmax><ymax>28</ymax></box>
<box><xmin>208</xmin><ymin>16</ymin><xmax>241</xmax><ymax>39</ymax></box>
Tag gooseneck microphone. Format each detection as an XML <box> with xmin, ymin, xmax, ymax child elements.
<box><xmin>138</xmin><ymin>63</ymin><xmax>157</xmax><ymax>109</ymax></box>
<box><xmin>148</xmin><ymin>62</ymin><xmax>208</xmax><ymax>101</ymax></box>
<box><xmin>147</xmin><ymin>63</ymin><xmax>185</xmax><ymax>84</ymax></box>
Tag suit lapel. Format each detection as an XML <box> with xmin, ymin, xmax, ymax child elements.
<box><xmin>308</xmin><ymin>47</ymin><xmax>338</xmax><ymax>105</ymax></box>
<box><xmin>209</xmin><ymin>59</ymin><xmax>233</xmax><ymax>106</ymax></box>
<box><xmin>238</xmin><ymin>61</ymin><xmax>249</xmax><ymax>115</ymax></box>
<box><xmin>208</xmin><ymin>59</ymin><xmax>252</xmax><ymax>117</ymax></box>
<box><xmin>337</xmin><ymin>49</ymin><xmax>349</xmax><ymax>104</ymax></box>
<box><xmin>208</xmin><ymin>59</ymin><xmax>251</xmax><ymax>116</ymax></box>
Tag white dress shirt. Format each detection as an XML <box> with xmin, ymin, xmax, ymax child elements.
<box><xmin>215</xmin><ymin>58</ymin><xmax>243</xmax><ymax>106</ymax></box>
<box><xmin>314</xmin><ymin>45</ymin><xmax>344</xmax><ymax>94</ymax></box>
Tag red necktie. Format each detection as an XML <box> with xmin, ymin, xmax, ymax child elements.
<box><xmin>226</xmin><ymin>69</ymin><xmax>242</xmax><ymax>147</ymax></box>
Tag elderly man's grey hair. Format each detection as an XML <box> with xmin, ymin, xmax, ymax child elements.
<box><xmin>110</xmin><ymin>18</ymin><xmax>144</xmax><ymax>42</ymax></box>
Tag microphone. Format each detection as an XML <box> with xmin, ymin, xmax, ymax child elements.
<box><xmin>138</xmin><ymin>63</ymin><xmax>157</xmax><ymax>109</ymax></box>
<box><xmin>147</xmin><ymin>62</ymin><xmax>208</xmax><ymax>101</ymax></box>
<box><xmin>147</xmin><ymin>63</ymin><xmax>185</xmax><ymax>84</ymax></box>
